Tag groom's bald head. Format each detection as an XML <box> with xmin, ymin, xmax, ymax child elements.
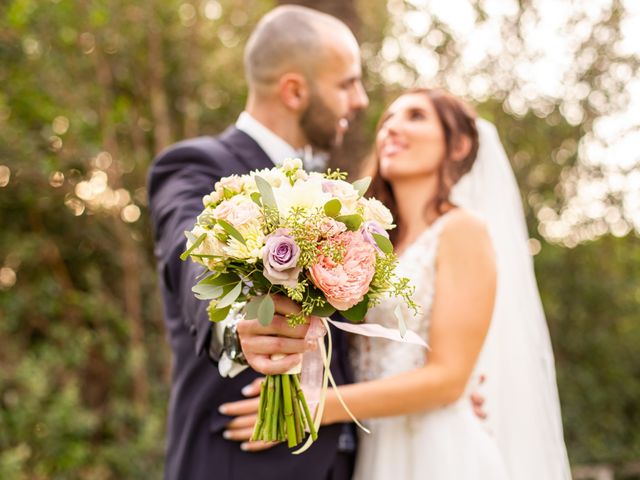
<box><xmin>244</xmin><ymin>5</ymin><xmax>357</xmax><ymax>92</ymax></box>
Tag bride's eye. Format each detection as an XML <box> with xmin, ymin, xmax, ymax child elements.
<box><xmin>408</xmin><ymin>108</ymin><xmax>427</xmax><ymax>121</ymax></box>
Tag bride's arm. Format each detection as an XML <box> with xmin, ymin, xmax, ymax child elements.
<box><xmin>323</xmin><ymin>212</ymin><xmax>496</xmax><ymax>424</ymax></box>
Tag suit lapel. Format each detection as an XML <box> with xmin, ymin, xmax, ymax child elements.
<box><xmin>218</xmin><ymin>126</ymin><xmax>274</xmax><ymax>173</ymax></box>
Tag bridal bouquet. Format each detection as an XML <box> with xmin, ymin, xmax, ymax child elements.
<box><xmin>182</xmin><ymin>158</ymin><xmax>418</xmax><ymax>450</ymax></box>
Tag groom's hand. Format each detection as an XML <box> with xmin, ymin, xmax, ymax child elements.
<box><xmin>220</xmin><ymin>378</ymin><xmax>279</xmax><ymax>452</ymax></box>
<box><xmin>470</xmin><ymin>374</ymin><xmax>487</xmax><ymax>420</ymax></box>
<box><xmin>237</xmin><ymin>295</ymin><xmax>318</xmax><ymax>375</ymax></box>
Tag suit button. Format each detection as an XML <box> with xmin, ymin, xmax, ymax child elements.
<box><xmin>189</xmin><ymin>324</ymin><xmax>197</xmax><ymax>336</ymax></box>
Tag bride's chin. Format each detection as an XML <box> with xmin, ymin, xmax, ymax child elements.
<box><xmin>379</xmin><ymin>168</ymin><xmax>412</xmax><ymax>183</ymax></box>
<box><xmin>378</xmin><ymin>162</ymin><xmax>399</xmax><ymax>181</ymax></box>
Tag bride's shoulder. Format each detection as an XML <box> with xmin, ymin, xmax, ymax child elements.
<box><xmin>439</xmin><ymin>209</ymin><xmax>493</xmax><ymax>258</ymax></box>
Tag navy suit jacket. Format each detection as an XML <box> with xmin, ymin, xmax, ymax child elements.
<box><xmin>148</xmin><ymin>127</ymin><xmax>354</xmax><ymax>480</ymax></box>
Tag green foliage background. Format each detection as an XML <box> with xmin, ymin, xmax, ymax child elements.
<box><xmin>0</xmin><ymin>0</ymin><xmax>638</xmax><ymax>477</ymax></box>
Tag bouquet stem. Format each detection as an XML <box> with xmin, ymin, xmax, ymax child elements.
<box><xmin>293</xmin><ymin>374</ymin><xmax>318</xmax><ymax>441</ymax></box>
<box><xmin>250</xmin><ymin>373</ymin><xmax>316</xmax><ymax>447</ymax></box>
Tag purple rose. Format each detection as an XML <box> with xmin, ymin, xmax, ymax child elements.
<box><xmin>262</xmin><ymin>229</ymin><xmax>302</xmax><ymax>287</ymax></box>
<box><xmin>361</xmin><ymin>221</ymin><xmax>389</xmax><ymax>253</ymax></box>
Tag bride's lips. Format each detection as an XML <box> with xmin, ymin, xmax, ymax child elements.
<box><xmin>380</xmin><ymin>140</ymin><xmax>407</xmax><ymax>158</ymax></box>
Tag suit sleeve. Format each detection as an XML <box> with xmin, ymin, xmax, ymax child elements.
<box><xmin>148</xmin><ymin>140</ymin><xmax>225</xmax><ymax>359</ymax></box>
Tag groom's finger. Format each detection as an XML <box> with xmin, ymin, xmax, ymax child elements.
<box><xmin>244</xmin><ymin>353</ymin><xmax>303</xmax><ymax>376</ymax></box>
<box><xmin>470</xmin><ymin>392</ymin><xmax>487</xmax><ymax>420</ymax></box>
<box><xmin>272</xmin><ymin>294</ymin><xmax>301</xmax><ymax>316</ymax></box>
<box><xmin>220</xmin><ymin>398</ymin><xmax>260</xmax><ymax>416</ymax></box>
<box><xmin>238</xmin><ymin>316</ymin><xmax>309</xmax><ymax>339</ymax></box>
<box><xmin>241</xmin><ymin>335</ymin><xmax>308</xmax><ymax>355</ymax></box>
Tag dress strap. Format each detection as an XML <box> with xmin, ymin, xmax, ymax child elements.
<box><xmin>430</xmin><ymin>210</ymin><xmax>455</xmax><ymax>234</ymax></box>
<box><xmin>400</xmin><ymin>210</ymin><xmax>455</xmax><ymax>263</ymax></box>
<box><xmin>417</xmin><ymin>210</ymin><xmax>455</xmax><ymax>245</ymax></box>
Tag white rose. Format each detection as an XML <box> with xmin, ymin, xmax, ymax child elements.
<box><xmin>203</xmin><ymin>191</ymin><xmax>222</xmax><ymax>207</ymax></box>
<box><xmin>187</xmin><ymin>225</ymin><xmax>226</xmax><ymax>269</ymax></box>
<box><xmin>215</xmin><ymin>175</ymin><xmax>245</xmax><ymax>196</ymax></box>
<box><xmin>250</xmin><ymin>168</ymin><xmax>288</xmax><ymax>189</ymax></box>
<box><xmin>212</xmin><ymin>195</ymin><xmax>262</xmax><ymax>227</ymax></box>
<box><xmin>281</xmin><ymin>157</ymin><xmax>303</xmax><ymax>173</ymax></box>
<box><xmin>222</xmin><ymin>224</ymin><xmax>265</xmax><ymax>262</ymax></box>
<box><xmin>272</xmin><ymin>175</ymin><xmax>330</xmax><ymax>215</ymax></box>
<box><xmin>362</xmin><ymin>198</ymin><xmax>395</xmax><ymax>230</ymax></box>
<box><xmin>322</xmin><ymin>179</ymin><xmax>360</xmax><ymax>214</ymax></box>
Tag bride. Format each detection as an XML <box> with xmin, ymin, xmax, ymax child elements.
<box><xmin>225</xmin><ymin>88</ymin><xmax>571</xmax><ymax>479</ymax></box>
<box><xmin>322</xmin><ymin>88</ymin><xmax>508</xmax><ymax>479</ymax></box>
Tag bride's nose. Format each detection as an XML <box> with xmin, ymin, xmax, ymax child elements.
<box><xmin>380</xmin><ymin>116</ymin><xmax>399</xmax><ymax>138</ymax></box>
<box><xmin>383</xmin><ymin>114</ymin><xmax>403</xmax><ymax>136</ymax></box>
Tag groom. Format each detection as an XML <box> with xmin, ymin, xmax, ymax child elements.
<box><xmin>148</xmin><ymin>6</ymin><xmax>368</xmax><ymax>480</ymax></box>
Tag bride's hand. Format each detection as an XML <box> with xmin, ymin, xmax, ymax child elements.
<box><xmin>219</xmin><ymin>378</ymin><xmax>279</xmax><ymax>452</ymax></box>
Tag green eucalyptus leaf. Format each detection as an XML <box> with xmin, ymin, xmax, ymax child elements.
<box><xmin>245</xmin><ymin>296</ymin><xmax>264</xmax><ymax>320</ymax></box>
<box><xmin>223</xmin><ymin>187</ymin><xmax>234</xmax><ymax>199</ymax></box>
<box><xmin>217</xmin><ymin>219</ymin><xmax>246</xmax><ymax>245</ymax></box>
<box><xmin>311</xmin><ymin>302</ymin><xmax>336</xmax><ymax>318</ymax></box>
<box><xmin>206</xmin><ymin>272</ymin><xmax>241</xmax><ymax>287</ymax></box>
<box><xmin>217</xmin><ymin>282</ymin><xmax>243</xmax><ymax>308</ymax></box>
<box><xmin>257</xmin><ymin>295</ymin><xmax>275</xmax><ymax>326</ymax></box>
<box><xmin>250</xmin><ymin>191</ymin><xmax>262</xmax><ymax>206</ymax></box>
<box><xmin>207</xmin><ymin>304</ymin><xmax>232</xmax><ymax>323</ymax></box>
<box><xmin>192</xmin><ymin>283</ymin><xmax>224</xmax><ymax>300</ymax></box>
<box><xmin>394</xmin><ymin>305</ymin><xmax>407</xmax><ymax>337</ymax></box>
<box><xmin>323</xmin><ymin>198</ymin><xmax>342</xmax><ymax>218</ymax></box>
<box><xmin>180</xmin><ymin>232</ymin><xmax>207</xmax><ymax>261</ymax></box>
<box><xmin>250</xmin><ymin>271</ymin><xmax>271</xmax><ymax>292</ymax></box>
<box><xmin>254</xmin><ymin>175</ymin><xmax>278</xmax><ymax>212</ymax></box>
<box><xmin>352</xmin><ymin>176</ymin><xmax>371</xmax><ymax>197</ymax></box>
<box><xmin>336</xmin><ymin>214</ymin><xmax>363</xmax><ymax>231</ymax></box>
<box><xmin>340</xmin><ymin>295</ymin><xmax>369</xmax><ymax>322</ymax></box>
<box><xmin>372</xmin><ymin>232</ymin><xmax>394</xmax><ymax>255</ymax></box>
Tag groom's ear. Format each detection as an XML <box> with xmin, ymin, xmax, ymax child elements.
<box><xmin>278</xmin><ymin>72</ymin><xmax>310</xmax><ymax>112</ymax></box>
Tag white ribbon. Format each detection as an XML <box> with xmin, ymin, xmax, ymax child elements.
<box><xmin>292</xmin><ymin>316</ymin><xmax>428</xmax><ymax>454</ymax></box>
<box><xmin>325</xmin><ymin>318</ymin><xmax>428</xmax><ymax>348</ymax></box>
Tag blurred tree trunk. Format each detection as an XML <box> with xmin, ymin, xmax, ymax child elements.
<box><xmin>147</xmin><ymin>3</ymin><xmax>173</xmax><ymax>153</ymax></box>
<box><xmin>278</xmin><ymin>0</ymin><xmax>370</xmax><ymax>179</ymax></box>
<box><xmin>182</xmin><ymin>13</ymin><xmax>202</xmax><ymax>139</ymax></box>
<box><xmin>94</xmin><ymin>40</ymin><xmax>149</xmax><ymax>411</ymax></box>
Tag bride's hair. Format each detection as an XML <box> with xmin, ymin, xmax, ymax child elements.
<box><xmin>369</xmin><ymin>88</ymin><xmax>479</xmax><ymax>244</ymax></box>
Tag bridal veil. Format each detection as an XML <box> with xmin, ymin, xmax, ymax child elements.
<box><xmin>451</xmin><ymin>119</ymin><xmax>572</xmax><ymax>479</ymax></box>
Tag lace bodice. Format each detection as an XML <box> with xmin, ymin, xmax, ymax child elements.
<box><xmin>352</xmin><ymin>213</ymin><xmax>450</xmax><ymax>382</ymax></box>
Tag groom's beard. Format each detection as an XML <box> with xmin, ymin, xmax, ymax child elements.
<box><xmin>299</xmin><ymin>91</ymin><xmax>341</xmax><ymax>151</ymax></box>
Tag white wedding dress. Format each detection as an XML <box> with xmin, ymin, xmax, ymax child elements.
<box><xmin>351</xmin><ymin>212</ymin><xmax>509</xmax><ymax>480</ymax></box>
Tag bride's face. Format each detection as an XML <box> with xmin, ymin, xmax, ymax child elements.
<box><xmin>376</xmin><ymin>93</ymin><xmax>446</xmax><ymax>182</ymax></box>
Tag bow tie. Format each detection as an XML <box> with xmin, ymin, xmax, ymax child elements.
<box><xmin>294</xmin><ymin>146</ymin><xmax>330</xmax><ymax>172</ymax></box>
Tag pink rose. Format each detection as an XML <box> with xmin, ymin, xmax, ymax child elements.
<box><xmin>215</xmin><ymin>175</ymin><xmax>244</xmax><ymax>194</ymax></box>
<box><xmin>319</xmin><ymin>218</ymin><xmax>347</xmax><ymax>238</ymax></box>
<box><xmin>309</xmin><ymin>231</ymin><xmax>377</xmax><ymax>311</ymax></box>
<box><xmin>212</xmin><ymin>196</ymin><xmax>260</xmax><ymax>227</ymax></box>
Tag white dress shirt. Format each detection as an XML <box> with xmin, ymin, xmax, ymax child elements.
<box><xmin>236</xmin><ymin>111</ymin><xmax>329</xmax><ymax>171</ymax></box>
<box><xmin>235</xmin><ymin>111</ymin><xmax>298</xmax><ymax>167</ymax></box>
